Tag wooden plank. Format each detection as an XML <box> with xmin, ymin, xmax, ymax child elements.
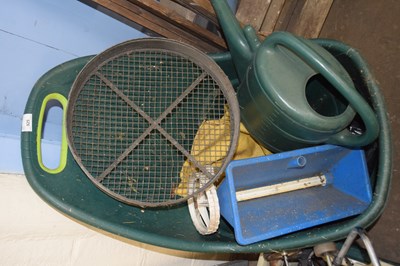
<box><xmin>273</xmin><ymin>0</ymin><xmax>300</xmax><ymax>32</ymax></box>
<box><xmin>286</xmin><ymin>0</ymin><xmax>334</xmax><ymax>38</ymax></box>
<box><xmin>92</xmin><ymin>0</ymin><xmax>171</xmax><ymax>36</ymax></box>
<box><xmin>236</xmin><ymin>0</ymin><xmax>272</xmax><ymax>31</ymax></box>
<box><xmin>90</xmin><ymin>0</ymin><xmax>223</xmax><ymax>52</ymax></box>
<box><xmin>159</xmin><ymin>0</ymin><xmax>196</xmax><ymax>22</ymax></box>
<box><xmin>259</xmin><ymin>0</ymin><xmax>286</xmax><ymax>38</ymax></box>
<box><xmin>170</xmin><ymin>0</ymin><xmax>219</xmax><ymax>25</ymax></box>
<box><xmin>127</xmin><ymin>0</ymin><xmax>226</xmax><ymax>49</ymax></box>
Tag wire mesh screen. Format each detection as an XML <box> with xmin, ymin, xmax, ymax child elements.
<box><xmin>67</xmin><ymin>39</ymin><xmax>239</xmax><ymax>207</ymax></box>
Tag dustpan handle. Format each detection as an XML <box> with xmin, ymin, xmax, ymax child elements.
<box><xmin>263</xmin><ymin>32</ymin><xmax>379</xmax><ymax>147</ymax></box>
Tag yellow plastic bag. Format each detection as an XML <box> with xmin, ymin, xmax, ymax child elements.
<box><xmin>175</xmin><ymin>109</ymin><xmax>271</xmax><ymax>196</ymax></box>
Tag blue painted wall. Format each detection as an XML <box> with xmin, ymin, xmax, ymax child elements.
<box><xmin>0</xmin><ymin>0</ymin><xmax>146</xmax><ymax>173</ymax></box>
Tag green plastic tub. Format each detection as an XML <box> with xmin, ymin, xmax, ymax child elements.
<box><xmin>21</xmin><ymin>40</ymin><xmax>392</xmax><ymax>253</ymax></box>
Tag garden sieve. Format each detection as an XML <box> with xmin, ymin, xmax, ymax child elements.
<box><xmin>66</xmin><ymin>38</ymin><xmax>239</xmax><ymax>207</ymax></box>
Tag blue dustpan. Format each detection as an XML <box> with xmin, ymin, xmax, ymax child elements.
<box><xmin>217</xmin><ymin>145</ymin><xmax>372</xmax><ymax>245</ymax></box>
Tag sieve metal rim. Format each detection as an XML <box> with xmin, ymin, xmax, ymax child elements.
<box><xmin>66</xmin><ymin>38</ymin><xmax>240</xmax><ymax>207</ymax></box>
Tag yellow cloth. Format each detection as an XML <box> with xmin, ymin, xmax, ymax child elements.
<box><xmin>175</xmin><ymin>110</ymin><xmax>271</xmax><ymax>196</ymax></box>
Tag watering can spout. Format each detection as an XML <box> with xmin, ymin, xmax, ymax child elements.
<box><xmin>211</xmin><ymin>0</ymin><xmax>258</xmax><ymax>81</ymax></box>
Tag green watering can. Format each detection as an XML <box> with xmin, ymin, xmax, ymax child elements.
<box><xmin>211</xmin><ymin>0</ymin><xmax>379</xmax><ymax>152</ymax></box>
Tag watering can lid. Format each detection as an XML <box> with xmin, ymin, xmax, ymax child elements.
<box><xmin>253</xmin><ymin>32</ymin><xmax>356</xmax><ymax>130</ymax></box>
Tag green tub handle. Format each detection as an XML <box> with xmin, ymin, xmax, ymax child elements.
<box><xmin>36</xmin><ymin>93</ymin><xmax>68</xmax><ymax>174</ymax></box>
<box><xmin>262</xmin><ymin>32</ymin><xmax>379</xmax><ymax>147</ymax></box>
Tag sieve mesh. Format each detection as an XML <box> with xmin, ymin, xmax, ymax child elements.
<box><xmin>67</xmin><ymin>39</ymin><xmax>239</xmax><ymax>207</ymax></box>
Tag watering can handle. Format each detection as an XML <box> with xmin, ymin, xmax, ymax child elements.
<box><xmin>263</xmin><ymin>33</ymin><xmax>379</xmax><ymax>147</ymax></box>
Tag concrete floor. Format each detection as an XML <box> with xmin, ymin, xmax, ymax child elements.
<box><xmin>319</xmin><ymin>0</ymin><xmax>399</xmax><ymax>263</ymax></box>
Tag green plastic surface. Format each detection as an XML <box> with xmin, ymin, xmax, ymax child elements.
<box><xmin>211</xmin><ymin>0</ymin><xmax>379</xmax><ymax>152</ymax></box>
<box><xmin>21</xmin><ymin>43</ymin><xmax>391</xmax><ymax>253</ymax></box>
